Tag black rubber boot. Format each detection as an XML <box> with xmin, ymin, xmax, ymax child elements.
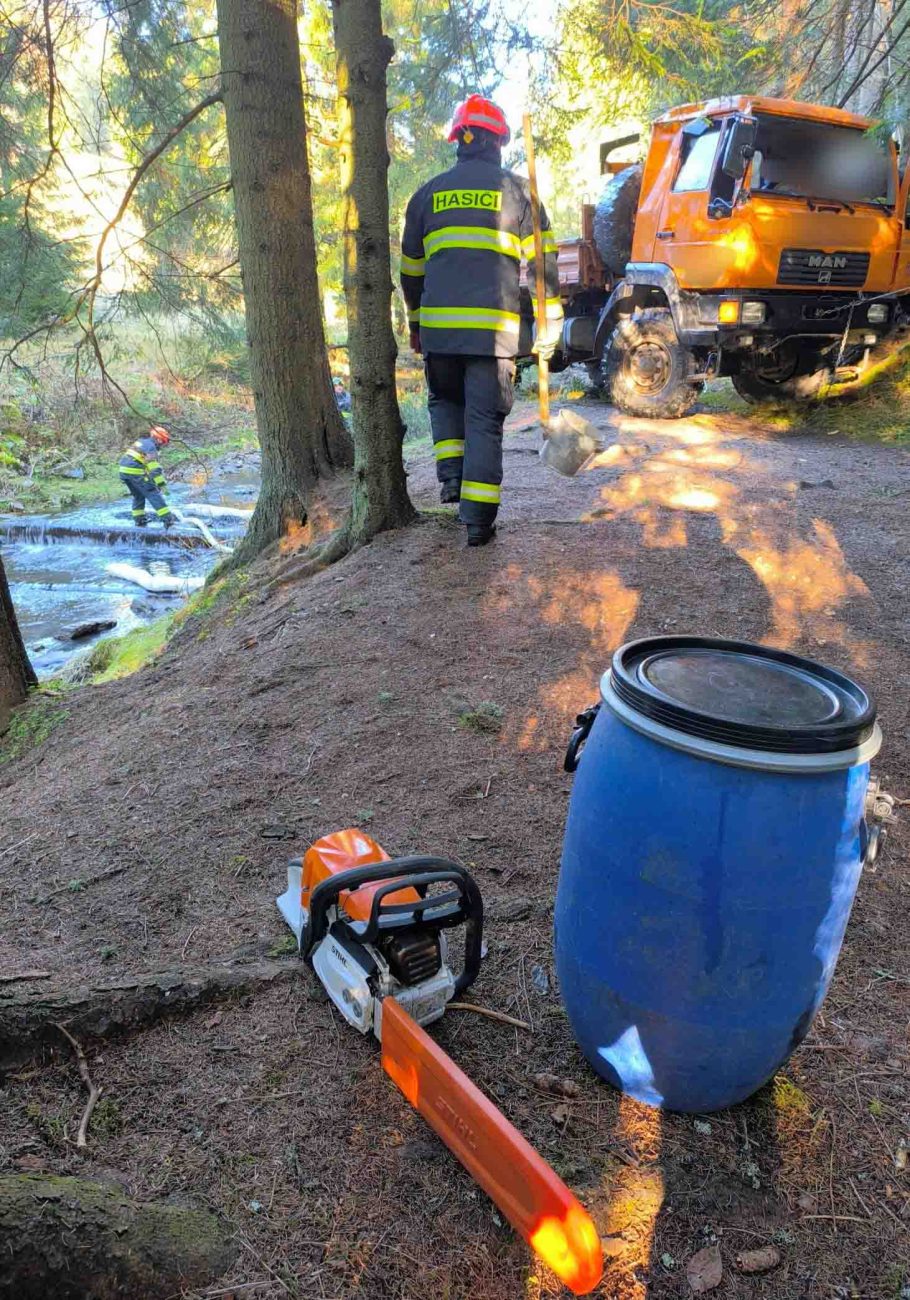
<box><xmin>467</xmin><ymin>523</ymin><xmax>496</xmax><ymax>547</ymax></box>
<box><xmin>134</xmin><ymin>518</ymin><xmax>147</xmax><ymax>528</ymax></box>
<box><xmin>440</xmin><ymin>481</ymin><xmax>461</xmax><ymax>504</ymax></box>
<box><xmin>163</xmin><ymin>515</ymin><xmax>176</xmax><ymax>530</ymax></box>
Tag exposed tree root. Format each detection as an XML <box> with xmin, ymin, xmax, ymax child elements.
<box><xmin>0</xmin><ymin>1173</ymin><xmax>236</xmax><ymax>1299</ymax></box>
<box><xmin>265</xmin><ymin>522</ymin><xmax>356</xmax><ymax>589</ymax></box>
<box><xmin>0</xmin><ymin>948</ymin><xmax>301</xmax><ymax>1070</ymax></box>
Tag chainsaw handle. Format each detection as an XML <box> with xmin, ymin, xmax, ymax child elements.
<box><xmin>302</xmin><ymin>857</ymin><xmax>483</xmax><ymax>996</ymax></box>
<box><xmin>363</xmin><ymin>871</ymin><xmax>467</xmax><ymax>937</ymax></box>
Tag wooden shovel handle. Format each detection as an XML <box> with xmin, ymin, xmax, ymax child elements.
<box><xmin>522</xmin><ymin>112</ymin><xmax>550</xmax><ymax>426</ymax></box>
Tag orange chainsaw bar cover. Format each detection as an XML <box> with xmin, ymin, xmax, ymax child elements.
<box><xmin>380</xmin><ymin>997</ymin><xmax>603</xmax><ymax>1295</ymax></box>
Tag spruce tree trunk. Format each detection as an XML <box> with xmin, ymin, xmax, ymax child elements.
<box><xmin>0</xmin><ymin>551</ymin><xmax>35</xmax><ymax>728</ymax></box>
<box><xmin>215</xmin><ymin>0</ymin><xmax>351</xmax><ymax>565</ymax></box>
<box><xmin>331</xmin><ymin>0</ymin><xmax>415</xmax><ymax>544</ymax></box>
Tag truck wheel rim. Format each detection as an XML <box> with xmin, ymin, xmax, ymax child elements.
<box><xmin>627</xmin><ymin>341</ymin><xmax>670</xmax><ymax>394</ymax></box>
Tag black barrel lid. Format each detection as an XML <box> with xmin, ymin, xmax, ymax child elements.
<box><xmin>609</xmin><ymin>636</ymin><xmax>876</xmax><ymax>754</ymax></box>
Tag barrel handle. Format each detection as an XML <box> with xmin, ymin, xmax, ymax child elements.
<box><xmin>862</xmin><ymin>778</ymin><xmax>896</xmax><ymax>871</ymax></box>
<box><xmin>564</xmin><ymin>703</ymin><xmax>601</xmax><ymax>773</ymax></box>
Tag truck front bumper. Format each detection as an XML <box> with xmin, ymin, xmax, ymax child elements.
<box><xmin>676</xmin><ymin>288</ymin><xmax>897</xmax><ymax>348</ymax></box>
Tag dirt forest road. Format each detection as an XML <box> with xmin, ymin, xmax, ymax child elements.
<box><xmin>0</xmin><ymin>396</ymin><xmax>908</xmax><ymax>1299</ymax></box>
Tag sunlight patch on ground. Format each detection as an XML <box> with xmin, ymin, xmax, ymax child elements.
<box><xmin>596</xmin><ymin>1100</ymin><xmax>665</xmax><ymax>1300</ymax></box>
<box><xmin>614</xmin><ymin>416</ymin><xmax>719</xmax><ymax>447</ymax></box>
<box><xmin>583</xmin><ymin>462</ymin><xmax>739</xmax><ymax>550</ymax></box>
<box><xmin>667</xmin><ymin>486</ymin><xmax>721</xmax><ymax>511</ymax></box>
<box><xmin>496</xmin><ymin>567</ymin><xmax>640</xmax><ymax>752</ymax></box>
<box><xmin>726</xmin><ymin>516</ymin><xmax>873</xmax><ymax>662</ymax></box>
<box><xmin>574</xmin><ymin>417</ymin><xmax>873</xmax><ymax>659</ymax></box>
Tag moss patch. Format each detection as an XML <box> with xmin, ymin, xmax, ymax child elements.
<box><xmin>772</xmin><ymin>1074</ymin><xmax>812</xmax><ymax>1116</ymax></box>
<box><xmin>458</xmin><ymin>701</ymin><xmax>503</xmax><ymax>734</ymax></box>
<box><xmin>170</xmin><ymin>566</ymin><xmax>249</xmax><ymax>635</ymax></box>
<box><xmin>701</xmin><ymin>345</ymin><xmax>910</xmax><ymax>444</ymax></box>
<box><xmin>77</xmin><ymin>567</ymin><xmax>251</xmax><ymax>686</ymax></box>
<box><xmin>0</xmin><ymin>693</ymin><xmax>70</xmax><ymax>765</ymax></box>
<box><xmin>86</xmin><ymin>617</ymin><xmax>175</xmax><ymax>683</ymax></box>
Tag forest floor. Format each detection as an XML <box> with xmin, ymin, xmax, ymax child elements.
<box><xmin>0</xmin><ymin>392</ymin><xmax>908</xmax><ymax>1300</ymax></box>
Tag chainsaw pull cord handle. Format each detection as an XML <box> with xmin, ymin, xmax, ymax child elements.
<box><xmin>564</xmin><ymin>702</ymin><xmax>601</xmax><ymax>772</ymax></box>
<box><xmin>302</xmin><ymin>857</ymin><xmax>484</xmax><ymax>997</ymax></box>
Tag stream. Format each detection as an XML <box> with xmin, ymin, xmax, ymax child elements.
<box><xmin>3</xmin><ymin>458</ymin><xmax>259</xmax><ymax>679</ymax></box>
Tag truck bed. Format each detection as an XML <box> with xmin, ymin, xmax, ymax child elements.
<box><xmin>519</xmin><ymin>205</ymin><xmax>608</xmax><ymax>298</ymax></box>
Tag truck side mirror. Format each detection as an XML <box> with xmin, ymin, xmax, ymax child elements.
<box><xmin>720</xmin><ymin>116</ymin><xmax>757</xmax><ymax>180</ymax></box>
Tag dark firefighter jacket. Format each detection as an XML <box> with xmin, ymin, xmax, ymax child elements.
<box><xmin>400</xmin><ymin>149</ymin><xmax>562</xmax><ymax>358</ymax></box>
<box><xmin>119</xmin><ymin>436</ymin><xmax>167</xmax><ymax>490</ymax></box>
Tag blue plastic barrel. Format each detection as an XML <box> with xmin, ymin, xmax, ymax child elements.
<box><xmin>555</xmin><ymin>636</ymin><xmax>882</xmax><ymax>1112</ymax></box>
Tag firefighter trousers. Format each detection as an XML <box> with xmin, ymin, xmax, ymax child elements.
<box><xmin>120</xmin><ymin>475</ymin><xmax>174</xmax><ymax>526</ymax></box>
<box><xmin>425</xmin><ymin>354</ymin><xmax>515</xmax><ymax>526</ymax></box>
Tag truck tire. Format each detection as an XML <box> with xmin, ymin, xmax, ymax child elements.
<box><xmin>606</xmin><ymin>308</ymin><xmax>701</xmax><ymax>418</ymax></box>
<box><xmin>585</xmin><ymin>359</ymin><xmax>607</xmax><ymax>394</ymax></box>
<box><xmin>593</xmin><ymin>165</ymin><xmax>643</xmax><ymax>276</ymax></box>
<box><xmin>731</xmin><ymin>362</ymin><xmax>831</xmax><ymax>404</ymax></box>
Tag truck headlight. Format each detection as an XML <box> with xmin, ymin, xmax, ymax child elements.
<box><xmin>718</xmin><ymin>300</ymin><xmax>740</xmax><ymax>324</ymax></box>
<box><xmin>741</xmin><ymin>301</ymin><xmax>767</xmax><ymax>325</ymax></box>
<box><xmin>867</xmin><ymin>302</ymin><xmax>888</xmax><ymax>324</ymax></box>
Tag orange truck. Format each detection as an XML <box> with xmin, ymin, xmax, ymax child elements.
<box><xmin>533</xmin><ymin>96</ymin><xmax>910</xmax><ymax>417</ymax></box>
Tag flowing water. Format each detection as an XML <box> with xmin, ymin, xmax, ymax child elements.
<box><xmin>3</xmin><ymin>462</ymin><xmax>258</xmax><ymax>678</ymax></box>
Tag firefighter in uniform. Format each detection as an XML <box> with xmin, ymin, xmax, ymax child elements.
<box><xmin>118</xmin><ymin>424</ymin><xmax>176</xmax><ymax>529</ymax></box>
<box><xmin>400</xmin><ymin>95</ymin><xmax>562</xmax><ymax>546</ymax></box>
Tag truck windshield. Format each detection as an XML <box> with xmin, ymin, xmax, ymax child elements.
<box><xmin>749</xmin><ymin>115</ymin><xmax>894</xmax><ymax>209</ymax></box>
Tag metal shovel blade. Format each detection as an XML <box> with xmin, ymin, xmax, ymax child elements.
<box><xmin>539</xmin><ymin>408</ymin><xmax>601</xmax><ymax>477</ymax></box>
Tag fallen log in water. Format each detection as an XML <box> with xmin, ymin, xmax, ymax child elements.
<box><xmin>0</xmin><ymin>520</ymin><xmax>212</xmax><ymax>548</ymax></box>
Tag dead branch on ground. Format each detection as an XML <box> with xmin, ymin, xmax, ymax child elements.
<box><xmin>53</xmin><ymin>1021</ymin><xmax>102</xmax><ymax>1147</ymax></box>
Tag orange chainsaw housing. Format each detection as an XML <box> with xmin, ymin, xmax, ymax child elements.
<box><xmin>300</xmin><ymin>829</ymin><xmax>421</xmax><ymax>924</ymax></box>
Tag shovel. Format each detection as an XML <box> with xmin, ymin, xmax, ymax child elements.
<box><xmin>539</xmin><ymin>408</ymin><xmax>601</xmax><ymax>476</ymax></box>
<box><xmin>522</xmin><ymin>114</ymin><xmax>602</xmax><ymax>477</ymax></box>
<box><xmin>522</xmin><ymin>112</ymin><xmax>550</xmax><ymax>429</ymax></box>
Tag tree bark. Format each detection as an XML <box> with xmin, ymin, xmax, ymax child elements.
<box><xmin>0</xmin><ymin>551</ymin><xmax>36</xmax><ymax>730</ymax></box>
<box><xmin>215</xmin><ymin>0</ymin><xmax>352</xmax><ymax>565</ymax></box>
<box><xmin>0</xmin><ymin>1174</ymin><xmax>235</xmax><ymax>1299</ymax></box>
<box><xmin>331</xmin><ymin>0</ymin><xmax>416</xmax><ymax>545</ymax></box>
<box><xmin>0</xmin><ymin>952</ymin><xmax>299</xmax><ymax>1069</ymax></box>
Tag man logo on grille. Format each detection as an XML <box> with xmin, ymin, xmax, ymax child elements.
<box><xmin>818</xmin><ymin>269</ymin><xmax>832</xmax><ymax>283</ymax></box>
<box><xmin>808</xmin><ymin>254</ymin><xmax>848</xmax><ymax>270</ymax></box>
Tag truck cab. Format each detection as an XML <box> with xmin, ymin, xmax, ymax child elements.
<box><xmin>540</xmin><ymin>96</ymin><xmax>910</xmax><ymax>416</ymax></box>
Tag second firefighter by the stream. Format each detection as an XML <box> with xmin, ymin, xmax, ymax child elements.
<box><xmin>118</xmin><ymin>425</ymin><xmax>176</xmax><ymax>530</ymax></box>
<box><xmin>400</xmin><ymin>95</ymin><xmax>562</xmax><ymax>546</ymax></box>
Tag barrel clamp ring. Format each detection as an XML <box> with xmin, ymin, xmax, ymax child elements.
<box><xmin>863</xmin><ymin>777</ymin><xmax>896</xmax><ymax>870</ymax></box>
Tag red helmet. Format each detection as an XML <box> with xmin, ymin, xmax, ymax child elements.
<box><xmin>149</xmin><ymin>425</ymin><xmax>170</xmax><ymax>446</ymax></box>
<box><xmin>447</xmin><ymin>95</ymin><xmax>510</xmax><ymax>144</ymax></box>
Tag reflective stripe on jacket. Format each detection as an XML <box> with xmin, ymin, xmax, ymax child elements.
<box><xmin>119</xmin><ymin>436</ymin><xmax>166</xmax><ymax>488</ymax></box>
<box><xmin>400</xmin><ymin>155</ymin><xmax>562</xmax><ymax>358</ymax></box>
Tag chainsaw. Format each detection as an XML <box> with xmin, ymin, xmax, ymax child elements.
<box><xmin>277</xmin><ymin>828</ymin><xmax>603</xmax><ymax>1296</ymax></box>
